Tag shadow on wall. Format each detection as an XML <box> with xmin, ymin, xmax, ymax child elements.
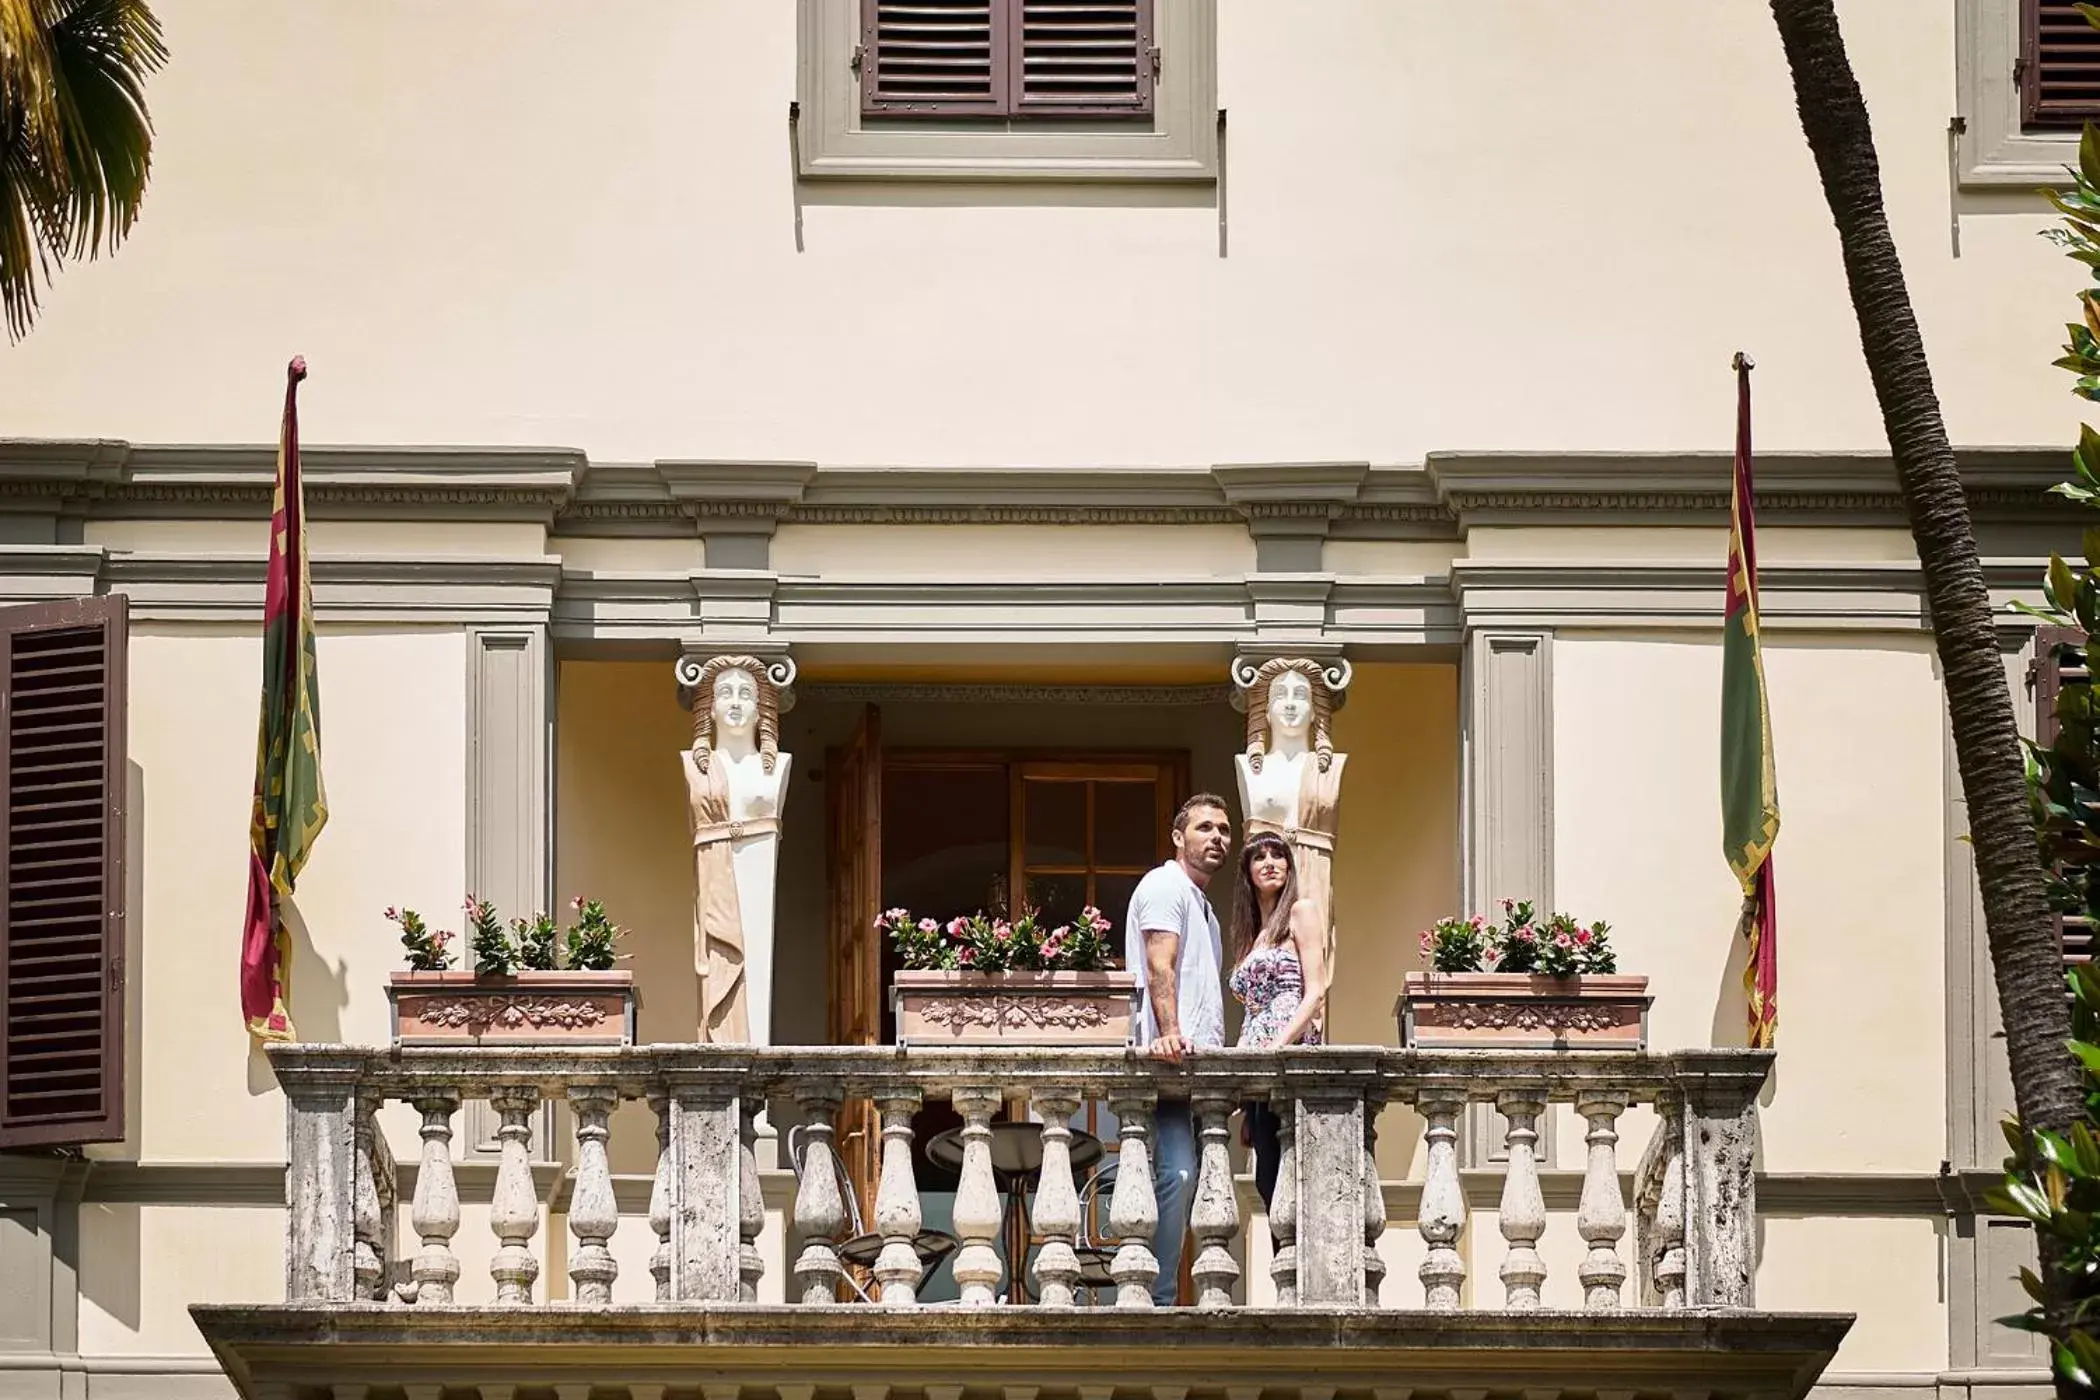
<box><xmin>248</xmin><ymin>898</ymin><xmax>347</xmax><ymax>1098</ymax></box>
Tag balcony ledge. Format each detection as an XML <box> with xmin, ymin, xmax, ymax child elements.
<box><xmin>192</xmin><ymin>1303</ymin><xmax>1853</xmax><ymax>1400</ymax></box>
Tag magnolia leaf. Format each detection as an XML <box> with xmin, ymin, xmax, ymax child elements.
<box><xmin>2086</xmin><ymin>115</ymin><xmax>2100</xmax><ymax>189</ymax></box>
<box><xmin>2054</xmin><ymin>555</ymin><xmax>2081</xmax><ymax>613</ymax></box>
<box><xmin>2022</xmin><ymin>1264</ymin><xmax>2051</xmax><ymax>1304</ymax></box>
<box><xmin>2061</xmin><ymin>1339</ymin><xmax>2098</xmax><ymax>1391</ymax></box>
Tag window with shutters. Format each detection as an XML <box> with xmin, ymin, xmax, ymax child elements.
<box><xmin>860</xmin><ymin>0</ymin><xmax>1155</xmax><ymax>119</ymax></box>
<box><xmin>0</xmin><ymin>596</ymin><xmax>127</xmax><ymax>1150</ymax></box>
<box><xmin>2033</xmin><ymin>623</ymin><xmax>2095</xmax><ymax>968</ymax></box>
<box><xmin>1960</xmin><ymin>0</ymin><xmax>2093</xmax><ymax>185</ymax></box>
<box><xmin>797</xmin><ymin>0</ymin><xmax>1214</xmax><ymax>181</ymax></box>
<box><xmin>2022</xmin><ymin>0</ymin><xmax>2100</xmax><ymax>130</ymax></box>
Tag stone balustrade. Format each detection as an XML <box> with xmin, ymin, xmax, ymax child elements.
<box><xmin>270</xmin><ymin>1044</ymin><xmax>1767</xmax><ymax>1313</ymax></box>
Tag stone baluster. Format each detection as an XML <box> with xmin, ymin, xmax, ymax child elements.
<box><xmin>872</xmin><ymin>1091</ymin><xmax>925</xmax><ymax>1306</ymax></box>
<box><xmin>1495</xmin><ymin>1091</ymin><xmax>1548</xmax><ymax>1310</ymax></box>
<box><xmin>1029</xmin><ymin>1088</ymin><xmax>1084</xmax><ymax>1307</ymax></box>
<box><xmin>1651</xmin><ymin>1095</ymin><xmax>1688</xmax><ymax>1309</ymax></box>
<box><xmin>351</xmin><ymin>1090</ymin><xmax>386</xmax><ymax>1301</ymax></box>
<box><xmin>648</xmin><ymin>1094</ymin><xmax>672</xmax><ymax>1301</ymax></box>
<box><xmin>1574</xmin><ymin>1090</ymin><xmax>1629</xmax><ymax>1310</ymax></box>
<box><xmin>567</xmin><ymin>1086</ymin><xmax>620</xmax><ymax>1305</ymax></box>
<box><xmin>1266</xmin><ymin>1097</ymin><xmax>1299</xmax><ymax>1307</ymax></box>
<box><xmin>409</xmin><ymin>1092</ymin><xmax>462</xmax><ymax>1306</ymax></box>
<box><xmin>489</xmin><ymin>1089</ymin><xmax>543</xmax><ymax>1304</ymax></box>
<box><xmin>1361</xmin><ymin>1099</ymin><xmax>1387</xmax><ymax>1303</ymax></box>
<box><xmin>1415</xmin><ymin>1090</ymin><xmax>1467</xmax><ymax>1310</ymax></box>
<box><xmin>949</xmin><ymin>1086</ymin><xmax>1005</xmax><ymax>1308</ymax></box>
<box><xmin>738</xmin><ymin>1097</ymin><xmax>766</xmax><ymax>1302</ymax></box>
<box><xmin>1188</xmin><ymin>1095</ymin><xmax>1241</xmax><ymax>1309</ymax></box>
<box><xmin>791</xmin><ymin>1091</ymin><xmax>848</xmax><ymax>1304</ymax></box>
<box><xmin>1105</xmin><ymin>1091</ymin><xmax>1160</xmax><ymax>1308</ymax></box>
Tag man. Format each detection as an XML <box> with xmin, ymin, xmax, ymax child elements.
<box><xmin>1124</xmin><ymin>792</ymin><xmax>1232</xmax><ymax>1306</ymax></box>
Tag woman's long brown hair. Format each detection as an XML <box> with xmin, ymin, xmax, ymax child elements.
<box><xmin>1231</xmin><ymin>833</ymin><xmax>1299</xmax><ymax>962</ymax></box>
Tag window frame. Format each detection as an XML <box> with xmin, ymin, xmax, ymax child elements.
<box><xmin>796</xmin><ymin>0</ymin><xmax>1216</xmax><ymax>182</ymax></box>
<box><xmin>1959</xmin><ymin>0</ymin><xmax>2086</xmax><ymax>187</ymax></box>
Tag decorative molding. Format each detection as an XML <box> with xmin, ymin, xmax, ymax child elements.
<box><xmin>0</xmin><ymin>441</ymin><xmax>2078</xmax><ymax>540</ymax></box>
<box><xmin>799</xmin><ymin>682</ymin><xmax>1232</xmax><ymax>707</ymax></box>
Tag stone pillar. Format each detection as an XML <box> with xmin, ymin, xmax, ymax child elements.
<box><xmin>1679</xmin><ymin>1056</ymin><xmax>1763</xmax><ymax>1308</ymax></box>
<box><xmin>1289</xmin><ymin>1089</ymin><xmax>1368</xmax><ymax>1307</ymax></box>
<box><xmin>668</xmin><ymin>1079</ymin><xmax>744</xmax><ymax>1302</ymax></box>
<box><xmin>283</xmin><ymin>1068</ymin><xmax>363</xmax><ymax>1303</ymax></box>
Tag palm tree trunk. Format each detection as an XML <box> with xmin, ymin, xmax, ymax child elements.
<box><xmin>1766</xmin><ymin>0</ymin><xmax>2082</xmax><ymax>1231</ymax></box>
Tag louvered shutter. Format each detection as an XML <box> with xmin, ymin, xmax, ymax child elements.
<box><xmin>861</xmin><ymin>0</ymin><xmax>1011</xmax><ymax>116</ymax></box>
<box><xmin>0</xmin><ymin>596</ymin><xmax>126</xmax><ymax>1149</ymax></box>
<box><xmin>1013</xmin><ymin>0</ymin><xmax>1153</xmax><ymax>116</ymax></box>
<box><xmin>2036</xmin><ymin>624</ymin><xmax>2096</xmax><ymax>967</ymax></box>
<box><xmin>2024</xmin><ymin>0</ymin><xmax>2100</xmax><ymax>131</ymax></box>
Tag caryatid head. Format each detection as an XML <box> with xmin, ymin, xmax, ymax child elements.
<box><xmin>677</xmin><ymin>653</ymin><xmax>796</xmax><ymax>774</ymax></box>
<box><xmin>1234</xmin><ymin>656</ymin><xmax>1351</xmax><ymax>774</ymax></box>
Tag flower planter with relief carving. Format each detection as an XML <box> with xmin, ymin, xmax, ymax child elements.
<box><xmin>388</xmin><ymin>971</ymin><xmax>638</xmax><ymax>1048</ymax></box>
<box><xmin>1397</xmin><ymin>972</ymin><xmax>1650</xmax><ymax>1051</ymax></box>
<box><xmin>891</xmin><ymin>970</ymin><xmax>1138</xmax><ymax>1047</ymax></box>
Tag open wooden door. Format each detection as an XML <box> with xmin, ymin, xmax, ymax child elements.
<box><xmin>825</xmin><ymin>705</ymin><xmax>882</xmax><ymax>1233</ymax></box>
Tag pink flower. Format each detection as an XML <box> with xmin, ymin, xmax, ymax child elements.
<box><xmin>1574</xmin><ymin>927</ymin><xmax>1593</xmax><ymax>946</ymax></box>
<box><xmin>993</xmin><ymin>920</ymin><xmax>1013</xmax><ymax>942</ymax></box>
<box><xmin>1483</xmin><ymin>946</ymin><xmax>1500</xmax><ymax>964</ymax></box>
<box><xmin>1418</xmin><ymin>930</ymin><xmax>1433</xmax><ymax>954</ymax></box>
<box><xmin>918</xmin><ymin>918</ymin><xmax>938</xmax><ymax>935</ymax></box>
<box><xmin>384</xmin><ymin>906</ymin><xmax>399</xmax><ymax>920</ymax></box>
<box><xmin>1511</xmin><ymin>925</ymin><xmax>1535</xmax><ymax>942</ymax></box>
<box><xmin>884</xmin><ymin>907</ymin><xmax>908</xmax><ymax>922</ymax></box>
<box><xmin>947</xmin><ymin>917</ymin><xmax>969</xmax><ymax>938</ymax></box>
<box><xmin>1470</xmin><ymin>914</ymin><xmax>1487</xmax><ymax>930</ymax></box>
<box><xmin>571</xmin><ymin>895</ymin><xmax>585</xmax><ymax>911</ymax></box>
<box><xmin>1554</xmin><ymin>932</ymin><xmax>1574</xmax><ymax>949</ymax></box>
<box><xmin>959</xmin><ymin>946</ymin><xmax>976</xmax><ymax>966</ymax></box>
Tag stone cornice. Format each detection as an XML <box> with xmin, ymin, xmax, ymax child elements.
<box><xmin>0</xmin><ymin>442</ymin><xmax>586</xmax><ymax>522</ymax></box>
<box><xmin>2</xmin><ymin>441</ymin><xmax>2072</xmax><ymax>537</ymax></box>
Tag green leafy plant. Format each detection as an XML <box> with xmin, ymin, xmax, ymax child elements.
<box><xmin>511</xmin><ymin>910</ymin><xmax>560</xmax><ymax>972</ymax></box>
<box><xmin>1415</xmin><ymin>900</ymin><xmax>1617</xmax><ymax>977</ymax></box>
<box><xmin>465</xmin><ymin>894</ymin><xmax>515</xmax><ymax>977</ymax></box>
<box><xmin>2001</xmin><ymin>53</ymin><xmax>2100</xmax><ymax>1386</ymax></box>
<box><xmin>877</xmin><ymin>906</ymin><xmax>1117</xmax><ymax>973</ymax></box>
<box><xmin>1985</xmin><ymin>965</ymin><xmax>2100</xmax><ymax>1386</ymax></box>
<box><xmin>1418</xmin><ymin>914</ymin><xmax>1489</xmax><ymax>973</ymax></box>
<box><xmin>564</xmin><ymin>897</ymin><xmax>622</xmax><ymax>972</ymax></box>
<box><xmin>387</xmin><ymin>906</ymin><xmax>452</xmax><ymax>973</ymax></box>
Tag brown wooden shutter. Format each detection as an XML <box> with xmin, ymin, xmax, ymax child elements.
<box><xmin>1013</xmin><ymin>0</ymin><xmax>1154</xmax><ymax>115</ymax></box>
<box><xmin>2024</xmin><ymin>0</ymin><xmax>2100</xmax><ymax>131</ymax></box>
<box><xmin>0</xmin><ymin>596</ymin><xmax>127</xmax><ymax>1149</ymax></box>
<box><xmin>861</xmin><ymin>0</ymin><xmax>1011</xmax><ymax>116</ymax></box>
<box><xmin>2035</xmin><ymin>623</ymin><xmax>2095</xmax><ymax>967</ymax></box>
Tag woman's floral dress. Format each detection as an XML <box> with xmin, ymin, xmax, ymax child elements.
<box><xmin>1230</xmin><ymin>941</ymin><xmax>1320</xmax><ymax>1048</ymax></box>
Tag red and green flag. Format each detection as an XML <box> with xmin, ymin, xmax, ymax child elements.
<box><xmin>1722</xmin><ymin>352</ymin><xmax>1780</xmax><ymax>1049</ymax></box>
<box><xmin>242</xmin><ymin>357</ymin><xmax>328</xmax><ymax>1042</ymax></box>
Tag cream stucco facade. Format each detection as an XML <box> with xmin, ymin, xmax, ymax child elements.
<box><xmin>0</xmin><ymin>1</ymin><xmax>2086</xmax><ymax>1397</ymax></box>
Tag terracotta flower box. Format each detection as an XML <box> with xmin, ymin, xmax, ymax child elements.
<box><xmin>1396</xmin><ymin>972</ymin><xmax>1651</xmax><ymax>1051</ymax></box>
<box><xmin>387</xmin><ymin>971</ymin><xmax>638</xmax><ymax>1048</ymax></box>
<box><xmin>891</xmin><ymin>970</ymin><xmax>1139</xmax><ymax>1047</ymax></box>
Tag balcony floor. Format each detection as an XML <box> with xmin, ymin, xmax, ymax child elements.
<box><xmin>191</xmin><ymin>1303</ymin><xmax>1852</xmax><ymax>1400</ymax></box>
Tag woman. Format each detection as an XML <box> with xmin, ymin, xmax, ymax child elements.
<box><xmin>1228</xmin><ymin>832</ymin><xmax>1331</xmax><ymax>1210</ymax></box>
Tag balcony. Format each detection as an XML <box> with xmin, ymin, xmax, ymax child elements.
<box><xmin>188</xmin><ymin>1044</ymin><xmax>1851</xmax><ymax>1400</ymax></box>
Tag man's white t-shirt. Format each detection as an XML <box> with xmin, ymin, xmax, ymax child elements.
<box><xmin>1124</xmin><ymin>859</ymin><xmax>1225</xmax><ymax>1049</ymax></box>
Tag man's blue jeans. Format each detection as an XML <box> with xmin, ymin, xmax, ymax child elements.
<box><xmin>1150</xmin><ymin>1102</ymin><xmax>1196</xmax><ymax>1306</ymax></box>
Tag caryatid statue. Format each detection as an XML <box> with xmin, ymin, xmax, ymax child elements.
<box><xmin>676</xmin><ymin>653</ymin><xmax>795</xmax><ymax>1046</ymax></box>
<box><xmin>1233</xmin><ymin>655</ymin><xmax>1351</xmax><ymax>1026</ymax></box>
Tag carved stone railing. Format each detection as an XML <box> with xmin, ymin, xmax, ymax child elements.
<box><xmin>271</xmin><ymin>1044</ymin><xmax>1767</xmax><ymax>1312</ymax></box>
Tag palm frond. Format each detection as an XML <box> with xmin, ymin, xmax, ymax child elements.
<box><xmin>0</xmin><ymin>0</ymin><xmax>162</xmax><ymax>338</ymax></box>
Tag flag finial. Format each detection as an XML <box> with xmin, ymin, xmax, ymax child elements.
<box><xmin>1733</xmin><ymin>351</ymin><xmax>1756</xmax><ymax>372</ymax></box>
<box><xmin>287</xmin><ymin>355</ymin><xmax>307</xmax><ymax>382</ymax></box>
